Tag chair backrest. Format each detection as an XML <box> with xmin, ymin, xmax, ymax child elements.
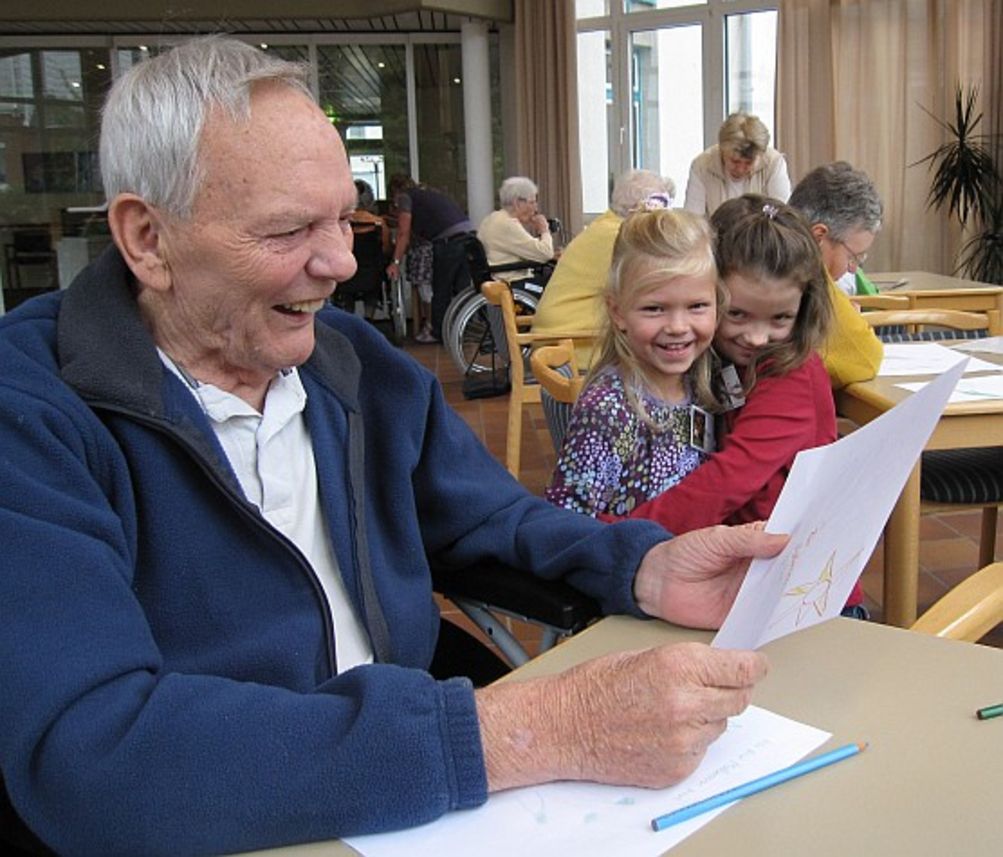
<box><xmin>848</xmin><ymin>294</ymin><xmax>911</xmax><ymax>311</ymax></box>
<box><xmin>530</xmin><ymin>339</ymin><xmax>583</xmax><ymax>453</ymax></box>
<box><xmin>465</xmin><ymin>236</ymin><xmax>492</xmax><ymax>286</ymax></box>
<box><xmin>910</xmin><ymin>561</ymin><xmax>1003</xmax><ymax>642</ymax></box>
<box><xmin>481</xmin><ymin>279</ymin><xmax>600</xmax><ymax>478</ymax></box>
<box><xmin>863</xmin><ymin>308</ymin><xmax>993</xmax><ymax>342</ymax></box>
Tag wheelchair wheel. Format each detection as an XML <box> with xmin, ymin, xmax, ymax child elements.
<box><xmin>446</xmin><ymin>287</ymin><xmax>538</xmax><ymax>375</ymax></box>
<box><xmin>441</xmin><ymin>286</ymin><xmax>477</xmax><ymax>348</ymax></box>
<box><xmin>390</xmin><ymin>275</ymin><xmax>408</xmax><ymax>345</ymax></box>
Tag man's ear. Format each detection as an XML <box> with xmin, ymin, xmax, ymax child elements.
<box><xmin>809</xmin><ymin>222</ymin><xmax>829</xmax><ymax>244</ymax></box>
<box><xmin>107</xmin><ymin>193</ymin><xmax>174</xmax><ymax>292</ymax></box>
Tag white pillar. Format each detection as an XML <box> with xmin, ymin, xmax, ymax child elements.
<box><xmin>461</xmin><ymin>19</ymin><xmax>494</xmax><ymax>226</ymax></box>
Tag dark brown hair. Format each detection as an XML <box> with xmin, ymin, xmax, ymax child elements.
<box><xmin>711</xmin><ymin>194</ymin><xmax>832</xmax><ymax>389</ymax></box>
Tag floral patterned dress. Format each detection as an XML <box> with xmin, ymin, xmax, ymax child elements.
<box><xmin>545</xmin><ymin>367</ymin><xmax>709</xmax><ymax>517</ymax></box>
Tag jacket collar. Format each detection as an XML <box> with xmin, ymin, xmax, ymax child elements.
<box><xmin>56</xmin><ymin>245</ymin><xmax>362</xmax><ymax>416</ymax></box>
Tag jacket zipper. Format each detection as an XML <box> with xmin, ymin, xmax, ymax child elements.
<box><xmin>90</xmin><ymin>402</ymin><xmax>339</xmax><ymax>678</ymax></box>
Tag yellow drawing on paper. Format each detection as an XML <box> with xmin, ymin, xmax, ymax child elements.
<box><xmin>769</xmin><ymin>546</ymin><xmax>863</xmax><ymax>631</ymax></box>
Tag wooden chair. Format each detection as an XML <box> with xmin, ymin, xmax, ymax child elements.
<box><xmin>862</xmin><ymin>308</ymin><xmax>1001</xmax><ymax>568</ymax></box>
<box><xmin>862</xmin><ymin>308</ymin><xmax>999</xmax><ymax>338</ymax></box>
<box><xmin>480</xmin><ymin>281</ymin><xmax>596</xmax><ymax>479</ymax></box>
<box><xmin>848</xmin><ymin>294</ymin><xmax>911</xmax><ymax>311</ymax></box>
<box><xmin>529</xmin><ymin>339</ymin><xmax>585</xmax><ymax>453</ymax></box>
<box><xmin>910</xmin><ymin>562</ymin><xmax>1003</xmax><ymax>642</ymax></box>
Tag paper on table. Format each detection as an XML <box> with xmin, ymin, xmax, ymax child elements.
<box><xmin>897</xmin><ymin>372</ymin><xmax>1003</xmax><ymax>403</ymax></box>
<box><xmin>878</xmin><ymin>342</ymin><xmax>1000</xmax><ymax>376</ymax></box>
<box><xmin>344</xmin><ymin>706</ymin><xmax>830</xmax><ymax>857</ymax></box>
<box><xmin>712</xmin><ymin>359</ymin><xmax>967</xmax><ymax>651</ymax></box>
<box><xmin>951</xmin><ymin>336</ymin><xmax>1003</xmax><ymax>356</ymax></box>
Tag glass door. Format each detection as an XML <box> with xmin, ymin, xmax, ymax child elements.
<box><xmin>629</xmin><ymin>23</ymin><xmax>704</xmax><ymax>201</ymax></box>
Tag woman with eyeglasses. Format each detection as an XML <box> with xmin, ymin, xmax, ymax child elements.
<box><xmin>683</xmin><ymin>112</ymin><xmax>792</xmax><ymax>217</ymax></box>
<box><xmin>789</xmin><ymin>161</ymin><xmax>885</xmax><ymax>388</ymax></box>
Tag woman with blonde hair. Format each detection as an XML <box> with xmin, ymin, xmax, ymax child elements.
<box><xmin>683</xmin><ymin>112</ymin><xmax>791</xmax><ymax>216</ymax></box>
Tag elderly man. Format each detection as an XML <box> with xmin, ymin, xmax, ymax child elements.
<box><xmin>530</xmin><ymin>168</ymin><xmax>675</xmax><ymax>367</ymax></box>
<box><xmin>476</xmin><ymin>175</ymin><xmax>556</xmax><ymax>285</ymax></box>
<box><xmin>0</xmin><ymin>37</ymin><xmax>785</xmax><ymax>856</ymax></box>
<box><xmin>789</xmin><ymin>161</ymin><xmax>885</xmax><ymax>388</ymax></box>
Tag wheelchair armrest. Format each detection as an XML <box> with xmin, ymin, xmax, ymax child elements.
<box><xmin>487</xmin><ymin>260</ymin><xmax>543</xmax><ymax>275</ymax></box>
<box><xmin>431</xmin><ymin>560</ymin><xmax>601</xmax><ymax>634</ymax></box>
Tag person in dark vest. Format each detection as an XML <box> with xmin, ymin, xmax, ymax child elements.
<box><xmin>386</xmin><ymin>174</ymin><xmax>477</xmax><ymax>342</ymax></box>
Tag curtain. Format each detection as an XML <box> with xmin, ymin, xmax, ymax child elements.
<box><xmin>777</xmin><ymin>0</ymin><xmax>999</xmax><ymax>276</ymax></box>
<box><xmin>513</xmin><ymin>0</ymin><xmax>583</xmax><ymax>237</ymax></box>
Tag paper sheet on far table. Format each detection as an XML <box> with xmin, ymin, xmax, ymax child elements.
<box><xmin>897</xmin><ymin>372</ymin><xmax>1003</xmax><ymax>403</ymax></box>
<box><xmin>712</xmin><ymin>359</ymin><xmax>967</xmax><ymax>651</ymax></box>
<box><xmin>951</xmin><ymin>336</ymin><xmax>1003</xmax><ymax>356</ymax></box>
<box><xmin>344</xmin><ymin>706</ymin><xmax>830</xmax><ymax>857</ymax></box>
<box><xmin>878</xmin><ymin>342</ymin><xmax>1000</xmax><ymax>376</ymax></box>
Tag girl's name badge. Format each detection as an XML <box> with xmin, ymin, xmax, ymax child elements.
<box><xmin>720</xmin><ymin>364</ymin><xmax>746</xmax><ymax>410</ymax></box>
<box><xmin>689</xmin><ymin>405</ymin><xmax>715</xmax><ymax>453</ymax></box>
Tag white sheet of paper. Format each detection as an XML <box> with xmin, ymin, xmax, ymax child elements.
<box><xmin>344</xmin><ymin>706</ymin><xmax>830</xmax><ymax>857</ymax></box>
<box><xmin>951</xmin><ymin>336</ymin><xmax>1003</xmax><ymax>356</ymax></box>
<box><xmin>897</xmin><ymin>372</ymin><xmax>1003</xmax><ymax>403</ymax></box>
<box><xmin>712</xmin><ymin>359</ymin><xmax>967</xmax><ymax>651</ymax></box>
<box><xmin>878</xmin><ymin>342</ymin><xmax>999</xmax><ymax>376</ymax></box>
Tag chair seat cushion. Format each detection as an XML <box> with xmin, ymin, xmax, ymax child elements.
<box><xmin>921</xmin><ymin>447</ymin><xmax>1003</xmax><ymax>504</ymax></box>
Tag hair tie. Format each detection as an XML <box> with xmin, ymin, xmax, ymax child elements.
<box><xmin>641</xmin><ymin>192</ymin><xmax>673</xmax><ymax>211</ymax></box>
<box><xmin>762</xmin><ymin>203</ymin><xmax>779</xmax><ymax>220</ymax></box>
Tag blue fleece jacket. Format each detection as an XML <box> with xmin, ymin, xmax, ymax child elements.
<box><xmin>0</xmin><ymin>248</ymin><xmax>669</xmax><ymax>856</ymax></box>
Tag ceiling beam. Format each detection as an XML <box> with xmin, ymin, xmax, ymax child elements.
<box><xmin>0</xmin><ymin>1</ymin><xmax>513</xmax><ymax>25</ymax></box>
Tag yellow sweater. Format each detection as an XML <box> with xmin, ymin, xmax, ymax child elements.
<box><xmin>822</xmin><ymin>273</ymin><xmax>884</xmax><ymax>388</ymax></box>
<box><xmin>530</xmin><ymin>209</ymin><xmax>621</xmax><ymax>367</ymax></box>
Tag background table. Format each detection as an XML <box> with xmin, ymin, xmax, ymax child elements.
<box><xmin>870</xmin><ymin>270</ymin><xmax>1002</xmax><ymax>331</ymax></box>
<box><xmin>835</xmin><ymin>344</ymin><xmax>1003</xmax><ymax>626</ymax></box>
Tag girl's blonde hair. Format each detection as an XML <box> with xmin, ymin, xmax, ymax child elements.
<box><xmin>710</xmin><ymin>194</ymin><xmax>833</xmax><ymax>391</ymax></box>
<box><xmin>589</xmin><ymin>208</ymin><xmax>724</xmax><ymax>427</ymax></box>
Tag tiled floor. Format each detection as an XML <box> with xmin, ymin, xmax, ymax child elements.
<box><xmin>401</xmin><ymin>335</ymin><xmax>1003</xmax><ymax>655</ymax></box>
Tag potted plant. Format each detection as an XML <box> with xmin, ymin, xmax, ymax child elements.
<box><xmin>914</xmin><ymin>84</ymin><xmax>1003</xmax><ymax>284</ymax></box>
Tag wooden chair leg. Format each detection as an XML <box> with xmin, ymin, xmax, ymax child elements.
<box><xmin>980</xmin><ymin>506</ymin><xmax>999</xmax><ymax>569</ymax></box>
<box><xmin>506</xmin><ymin>395</ymin><xmax>522</xmax><ymax>479</ymax></box>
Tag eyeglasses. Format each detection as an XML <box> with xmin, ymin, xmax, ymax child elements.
<box><xmin>837</xmin><ymin>239</ymin><xmax>868</xmax><ymax>270</ymax></box>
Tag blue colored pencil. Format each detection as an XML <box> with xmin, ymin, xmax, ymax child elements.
<box><xmin>650</xmin><ymin>741</ymin><xmax>866</xmax><ymax>832</ymax></box>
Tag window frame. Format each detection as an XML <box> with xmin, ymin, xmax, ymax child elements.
<box><xmin>576</xmin><ymin>0</ymin><xmax>779</xmax><ymax>194</ymax></box>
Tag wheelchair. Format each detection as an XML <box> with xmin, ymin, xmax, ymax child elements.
<box><xmin>441</xmin><ymin>236</ymin><xmax>554</xmax><ymax>375</ymax></box>
<box><xmin>332</xmin><ymin>223</ymin><xmax>408</xmax><ymax>345</ymax></box>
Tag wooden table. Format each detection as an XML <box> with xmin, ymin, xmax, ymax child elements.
<box><xmin>836</xmin><ymin>343</ymin><xmax>1003</xmax><ymax>626</ymax></box>
<box><xmin>243</xmin><ymin>616</ymin><xmax>1003</xmax><ymax>856</ymax></box>
<box><xmin>870</xmin><ymin>270</ymin><xmax>1002</xmax><ymax>332</ymax></box>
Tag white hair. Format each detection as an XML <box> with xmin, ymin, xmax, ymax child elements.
<box><xmin>100</xmin><ymin>35</ymin><xmax>312</xmax><ymax>219</ymax></box>
<box><xmin>499</xmin><ymin>176</ymin><xmax>539</xmax><ymax>208</ymax></box>
<box><xmin>609</xmin><ymin>169</ymin><xmax>676</xmax><ymax>217</ymax></box>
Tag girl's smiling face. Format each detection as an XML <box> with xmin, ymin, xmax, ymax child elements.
<box><xmin>715</xmin><ymin>271</ymin><xmax>803</xmax><ymax>367</ymax></box>
<box><xmin>608</xmin><ymin>257</ymin><xmax>718</xmax><ymax>402</ymax></box>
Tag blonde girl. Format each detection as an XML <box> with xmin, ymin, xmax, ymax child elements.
<box><xmin>545</xmin><ymin>207</ymin><xmax>724</xmax><ymax>517</ymax></box>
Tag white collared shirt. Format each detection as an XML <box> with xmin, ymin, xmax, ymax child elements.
<box><xmin>159</xmin><ymin>352</ymin><xmax>374</xmax><ymax>672</ymax></box>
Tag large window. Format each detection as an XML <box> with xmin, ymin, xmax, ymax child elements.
<box><xmin>0</xmin><ymin>44</ymin><xmax>112</xmax><ymax>310</ymax></box>
<box><xmin>576</xmin><ymin>0</ymin><xmax>779</xmax><ymax>217</ymax></box>
<box><xmin>0</xmin><ymin>33</ymin><xmax>501</xmax><ymax>312</ymax></box>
